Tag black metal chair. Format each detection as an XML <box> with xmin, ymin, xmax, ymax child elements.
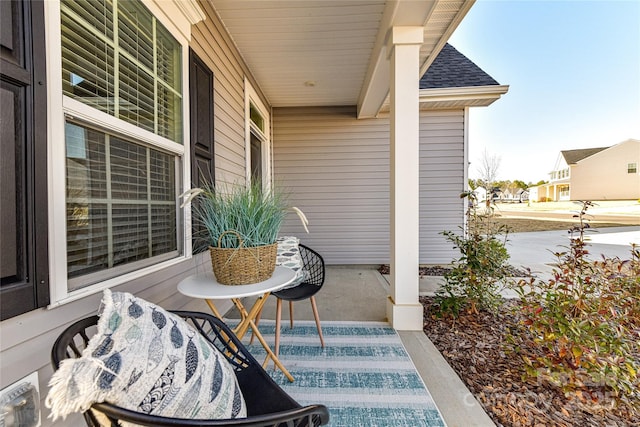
<box><xmin>51</xmin><ymin>310</ymin><xmax>329</xmax><ymax>427</ymax></box>
<box><xmin>272</xmin><ymin>244</ymin><xmax>325</xmax><ymax>358</ymax></box>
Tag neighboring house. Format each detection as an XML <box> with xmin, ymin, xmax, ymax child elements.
<box><xmin>493</xmin><ymin>188</ymin><xmax>527</xmax><ymax>203</ymax></box>
<box><xmin>534</xmin><ymin>139</ymin><xmax>640</xmax><ymax>201</ymax></box>
<box><xmin>1</xmin><ymin>1</ymin><xmax>506</xmax><ymax>422</ymax></box>
<box><xmin>517</xmin><ymin>189</ymin><xmax>529</xmax><ymax>203</ymax></box>
<box><xmin>498</xmin><ymin>188</ymin><xmax>514</xmax><ymax>201</ymax></box>
<box><xmin>473</xmin><ymin>186</ymin><xmax>488</xmax><ymax>203</ymax></box>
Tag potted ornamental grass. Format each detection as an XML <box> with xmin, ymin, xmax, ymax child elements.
<box><xmin>181</xmin><ymin>182</ymin><xmax>307</xmax><ymax>285</ymax></box>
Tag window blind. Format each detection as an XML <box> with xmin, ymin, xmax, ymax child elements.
<box><xmin>65</xmin><ymin>122</ymin><xmax>177</xmax><ymax>289</ymax></box>
<box><xmin>61</xmin><ymin>0</ymin><xmax>182</xmax><ymax>143</ymax></box>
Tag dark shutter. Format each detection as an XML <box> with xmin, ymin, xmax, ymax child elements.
<box><xmin>1</xmin><ymin>0</ymin><xmax>49</xmax><ymax>320</ymax></box>
<box><xmin>188</xmin><ymin>50</ymin><xmax>214</xmax><ymax>252</ymax></box>
<box><xmin>189</xmin><ymin>50</ymin><xmax>214</xmax><ymax>188</ymax></box>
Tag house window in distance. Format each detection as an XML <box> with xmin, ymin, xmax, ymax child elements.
<box><xmin>628</xmin><ymin>163</ymin><xmax>637</xmax><ymax>174</ymax></box>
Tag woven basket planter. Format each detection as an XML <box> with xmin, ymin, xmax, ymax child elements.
<box><xmin>209</xmin><ymin>231</ymin><xmax>277</xmax><ymax>285</ymax></box>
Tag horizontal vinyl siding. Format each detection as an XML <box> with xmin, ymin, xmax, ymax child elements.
<box><xmin>274</xmin><ymin>106</ymin><xmax>390</xmax><ymax>264</ymax></box>
<box><xmin>273</xmin><ymin>107</ymin><xmax>465</xmax><ymax>265</ymax></box>
<box><xmin>420</xmin><ymin>110</ymin><xmax>465</xmax><ymax>264</ymax></box>
<box><xmin>571</xmin><ymin>140</ymin><xmax>640</xmax><ymax>200</ymax></box>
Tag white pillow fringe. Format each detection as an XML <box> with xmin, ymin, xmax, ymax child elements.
<box><xmin>45</xmin><ymin>288</ymin><xmax>247</xmax><ymax>421</ymax></box>
<box><xmin>45</xmin><ymin>357</ymin><xmax>113</xmax><ymax>421</ymax></box>
<box><xmin>47</xmin><ymin>289</ymin><xmax>118</xmax><ymax>421</ymax></box>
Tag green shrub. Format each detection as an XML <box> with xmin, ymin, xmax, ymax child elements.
<box><xmin>433</xmin><ymin>191</ymin><xmax>511</xmax><ymax>317</ymax></box>
<box><xmin>513</xmin><ymin>201</ymin><xmax>640</xmax><ymax>409</ymax></box>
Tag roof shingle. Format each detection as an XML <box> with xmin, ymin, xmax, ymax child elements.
<box><xmin>420</xmin><ymin>44</ymin><xmax>500</xmax><ymax>89</ymax></box>
<box><xmin>561</xmin><ymin>147</ymin><xmax>610</xmax><ymax>164</ymax></box>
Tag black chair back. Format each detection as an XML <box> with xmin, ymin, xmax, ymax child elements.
<box><xmin>51</xmin><ymin>311</ymin><xmax>329</xmax><ymax>427</ymax></box>
<box><xmin>298</xmin><ymin>244</ymin><xmax>325</xmax><ymax>287</ymax></box>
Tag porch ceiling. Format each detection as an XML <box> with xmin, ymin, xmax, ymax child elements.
<box><xmin>210</xmin><ymin>0</ymin><xmax>474</xmax><ymax>116</ymax></box>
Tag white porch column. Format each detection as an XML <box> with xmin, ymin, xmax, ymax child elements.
<box><xmin>386</xmin><ymin>26</ymin><xmax>423</xmax><ymax>331</ymax></box>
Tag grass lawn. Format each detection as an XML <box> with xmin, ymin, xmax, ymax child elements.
<box><xmin>493</xmin><ymin>217</ymin><xmax>638</xmax><ymax>233</ymax></box>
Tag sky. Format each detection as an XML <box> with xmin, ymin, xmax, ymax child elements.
<box><xmin>448</xmin><ymin>0</ymin><xmax>640</xmax><ymax>184</ymax></box>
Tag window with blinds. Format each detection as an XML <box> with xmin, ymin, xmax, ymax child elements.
<box><xmin>65</xmin><ymin>122</ymin><xmax>178</xmax><ymax>290</ymax></box>
<box><xmin>61</xmin><ymin>0</ymin><xmax>182</xmax><ymax>142</ymax></box>
<box><xmin>60</xmin><ymin>0</ymin><xmax>183</xmax><ymax>290</ymax></box>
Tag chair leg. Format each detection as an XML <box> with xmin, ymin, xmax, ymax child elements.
<box><xmin>310</xmin><ymin>296</ymin><xmax>325</xmax><ymax>348</ymax></box>
<box><xmin>275</xmin><ymin>298</ymin><xmax>282</xmax><ymax>359</ymax></box>
<box><xmin>289</xmin><ymin>301</ymin><xmax>294</xmax><ymax>329</ymax></box>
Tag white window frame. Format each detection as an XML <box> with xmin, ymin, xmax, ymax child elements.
<box><xmin>244</xmin><ymin>78</ymin><xmax>271</xmax><ymax>189</ymax></box>
<box><xmin>45</xmin><ymin>0</ymin><xmax>193</xmax><ymax>306</ymax></box>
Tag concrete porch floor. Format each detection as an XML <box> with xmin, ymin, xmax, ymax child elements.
<box><xmin>230</xmin><ymin>266</ymin><xmax>495</xmax><ymax>427</ymax></box>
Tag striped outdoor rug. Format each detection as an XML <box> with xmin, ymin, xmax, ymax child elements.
<box><xmin>238</xmin><ymin>320</ymin><xmax>446</xmax><ymax>427</ymax></box>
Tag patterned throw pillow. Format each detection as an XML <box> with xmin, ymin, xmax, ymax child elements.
<box><xmin>276</xmin><ymin>236</ymin><xmax>306</xmax><ymax>289</ymax></box>
<box><xmin>46</xmin><ymin>289</ymin><xmax>246</xmax><ymax>422</ymax></box>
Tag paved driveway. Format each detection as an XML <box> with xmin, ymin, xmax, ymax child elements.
<box><xmin>507</xmin><ymin>226</ymin><xmax>640</xmax><ymax>279</ymax></box>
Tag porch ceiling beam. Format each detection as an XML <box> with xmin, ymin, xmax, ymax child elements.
<box><xmin>357</xmin><ymin>1</ymin><xmax>435</xmax><ymax>119</ymax></box>
<box><xmin>357</xmin><ymin>0</ymin><xmax>475</xmax><ymax>119</ymax></box>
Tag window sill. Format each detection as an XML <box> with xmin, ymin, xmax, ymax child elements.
<box><xmin>48</xmin><ymin>255</ymin><xmax>192</xmax><ymax>308</ymax></box>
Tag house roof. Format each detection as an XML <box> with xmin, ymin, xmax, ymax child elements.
<box><xmin>561</xmin><ymin>147</ymin><xmax>610</xmax><ymax>164</ymax></box>
<box><xmin>420</xmin><ymin>44</ymin><xmax>500</xmax><ymax>89</ymax></box>
<box><xmin>401</xmin><ymin>43</ymin><xmax>508</xmax><ymax>111</ymax></box>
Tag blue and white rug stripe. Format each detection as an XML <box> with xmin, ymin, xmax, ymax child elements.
<box><xmin>233</xmin><ymin>320</ymin><xmax>446</xmax><ymax>427</ymax></box>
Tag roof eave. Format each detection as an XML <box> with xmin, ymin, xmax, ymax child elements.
<box><xmin>419</xmin><ymin>84</ymin><xmax>509</xmax><ymax>109</ymax></box>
